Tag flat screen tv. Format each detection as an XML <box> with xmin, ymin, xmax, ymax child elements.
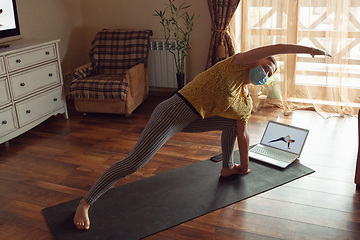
<box><xmin>0</xmin><ymin>0</ymin><xmax>21</xmax><ymax>47</ymax></box>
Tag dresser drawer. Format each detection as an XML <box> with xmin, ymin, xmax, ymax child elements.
<box><xmin>16</xmin><ymin>87</ymin><xmax>63</xmax><ymax>127</ymax></box>
<box><xmin>0</xmin><ymin>57</ymin><xmax>5</xmax><ymax>75</ymax></box>
<box><xmin>10</xmin><ymin>62</ymin><xmax>60</xmax><ymax>99</ymax></box>
<box><xmin>6</xmin><ymin>44</ymin><xmax>56</xmax><ymax>71</ymax></box>
<box><xmin>0</xmin><ymin>77</ymin><xmax>11</xmax><ymax>106</ymax></box>
<box><xmin>0</xmin><ymin>107</ymin><xmax>17</xmax><ymax>136</ymax></box>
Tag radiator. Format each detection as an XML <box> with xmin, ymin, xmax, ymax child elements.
<box><xmin>149</xmin><ymin>40</ymin><xmax>186</xmax><ymax>88</ymax></box>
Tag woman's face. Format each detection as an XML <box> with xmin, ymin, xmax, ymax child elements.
<box><xmin>256</xmin><ymin>58</ymin><xmax>277</xmax><ymax>78</ymax></box>
<box><xmin>244</xmin><ymin>58</ymin><xmax>277</xmax><ymax>85</ymax></box>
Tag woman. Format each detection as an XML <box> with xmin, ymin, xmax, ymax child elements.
<box><xmin>269</xmin><ymin>135</ymin><xmax>295</xmax><ymax>149</ymax></box>
<box><xmin>74</xmin><ymin>43</ymin><xmax>331</xmax><ymax>230</ymax></box>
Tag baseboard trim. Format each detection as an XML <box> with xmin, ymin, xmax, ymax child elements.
<box><xmin>149</xmin><ymin>87</ymin><xmax>177</xmax><ymax>97</ymax></box>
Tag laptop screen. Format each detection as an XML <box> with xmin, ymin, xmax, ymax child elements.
<box><xmin>260</xmin><ymin>121</ymin><xmax>309</xmax><ymax>155</ymax></box>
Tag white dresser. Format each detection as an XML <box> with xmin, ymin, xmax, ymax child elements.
<box><xmin>0</xmin><ymin>39</ymin><xmax>68</xmax><ymax>145</ymax></box>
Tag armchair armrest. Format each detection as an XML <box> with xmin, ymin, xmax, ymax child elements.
<box><xmin>74</xmin><ymin>62</ymin><xmax>92</xmax><ymax>72</ymax></box>
<box><xmin>73</xmin><ymin>62</ymin><xmax>93</xmax><ymax>80</ymax></box>
<box><xmin>126</xmin><ymin>63</ymin><xmax>149</xmax><ymax>98</ymax></box>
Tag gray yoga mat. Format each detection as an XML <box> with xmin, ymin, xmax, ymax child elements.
<box><xmin>43</xmin><ymin>150</ymin><xmax>314</xmax><ymax>240</ymax></box>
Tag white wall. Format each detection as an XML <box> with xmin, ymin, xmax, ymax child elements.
<box><xmin>15</xmin><ymin>0</ymin><xmax>212</xmax><ymax>84</ymax></box>
<box><xmin>16</xmin><ymin>0</ymin><xmax>86</xmax><ymax>75</ymax></box>
<box><xmin>79</xmin><ymin>0</ymin><xmax>211</xmax><ymax>82</ymax></box>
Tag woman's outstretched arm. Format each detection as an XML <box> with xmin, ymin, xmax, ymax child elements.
<box><xmin>232</xmin><ymin>44</ymin><xmax>332</xmax><ymax>65</ymax></box>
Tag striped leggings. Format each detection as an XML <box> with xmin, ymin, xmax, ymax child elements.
<box><xmin>84</xmin><ymin>94</ymin><xmax>238</xmax><ymax>205</ymax></box>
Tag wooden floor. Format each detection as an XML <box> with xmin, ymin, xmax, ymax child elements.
<box><xmin>1</xmin><ymin>94</ymin><xmax>360</xmax><ymax>240</ymax></box>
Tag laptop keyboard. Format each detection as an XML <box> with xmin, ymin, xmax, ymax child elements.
<box><xmin>250</xmin><ymin>145</ymin><xmax>296</xmax><ymax>163</ymax></box>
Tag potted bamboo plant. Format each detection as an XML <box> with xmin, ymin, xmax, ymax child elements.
<box><xmin>154</xmin><ymin>0</ymin><xmax>199</xmax><ymax>89</ymax></box>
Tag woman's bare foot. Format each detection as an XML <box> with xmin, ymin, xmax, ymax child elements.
<box><xmin>73</xmin><ymin>199</ymin><xmax>91</xmax><ymax>230</ymax></box>
<box><xmin>220</xmin><ymin>163</ymin><xmax>251</xmax><ymax>177</ymax></box>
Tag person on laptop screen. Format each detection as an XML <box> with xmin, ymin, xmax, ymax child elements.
<box><xmin>73</xmin><ymin>44</ymin><xmax>331</xmax><ymax>230</ymax></box>
<box><xmin>269</xmin><ymin>135</ymin><xmax>295</xmax><ymax>149</ymax></box>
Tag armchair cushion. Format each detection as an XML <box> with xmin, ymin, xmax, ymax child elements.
<box><xmin>69</xmin><ymin>74</ymin><xmax>129</xmax><ymax>100</ymax></box>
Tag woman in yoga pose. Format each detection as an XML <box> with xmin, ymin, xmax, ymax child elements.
<box><xmin>74</xmin><ymin>44</ymin><xmax>331</xmax><ymax>230</ymax></box>
<box><xmin>269</xmin><ymin>135</ymin><xmax>295</xmax><ymax>149</ymax></box>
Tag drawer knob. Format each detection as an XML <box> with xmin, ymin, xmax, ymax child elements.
<box><xmin>45</xmin><ymin>51</ymin><xmax>50</xmax><ymax>55</ymax></box>
<box><xmin>53</xmin><ymin>98</ymin><xmax>58</xmax><ymax>101</ymax></box>
<box><xmin>26</xmin><ymin>110</ymin><xmax>31</xmax><ymax>114</ymax></box>
<box><xmin>20</xmin><ymin>82</ymin><xmax>25</xmax><ymax>87</ymax></box>
<box><xmin>2</xmin><ymin>120</ymin><xmax>7</xmax><ymax>125</ymax></box>
<box><xmin>49</xmin><ymin>73</ymin><xmax>53</xmax><ymax>77</ymax></box>
<box><xmin>16</xmin><ymin>59</ymin><xmax>21</xmax><ymax>63</ymax></box>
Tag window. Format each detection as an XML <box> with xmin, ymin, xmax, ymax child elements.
<box><xmin>231</xmin><ymin>0</ymin><xmax>360</xmax><ymax>113</ymax></box>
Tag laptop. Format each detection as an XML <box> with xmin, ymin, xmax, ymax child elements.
<box><xmin>249</xmin><ymin>121</ymin><xmax>309</xmax><ymax>168</ymax></box>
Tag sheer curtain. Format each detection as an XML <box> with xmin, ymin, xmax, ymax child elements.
<box><xmin>230</xmin><ymin>0</ymin><xmax>360</xmax><ymax>117</ymax></box>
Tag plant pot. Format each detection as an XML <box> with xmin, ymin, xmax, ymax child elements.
<box><xmin>176</xmin><ymin>73</ymin><xmax>185</xmax><ymax>90</ymax></box>
<box><xmin>267</xmin><ymin>84</ymin><xmax>281</xmax><ymax>99</ymax></box>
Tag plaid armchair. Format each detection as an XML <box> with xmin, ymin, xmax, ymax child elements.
<box><xmin>69</xmin><ymin>29</ymin><xmax>153</xmax><ymax>116</ymax></box>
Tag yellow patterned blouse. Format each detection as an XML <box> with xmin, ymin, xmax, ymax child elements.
<box><xmin>178</xmin><ymin>55</ymin><xmax>252</xmax><ymax>124</ymax></box>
